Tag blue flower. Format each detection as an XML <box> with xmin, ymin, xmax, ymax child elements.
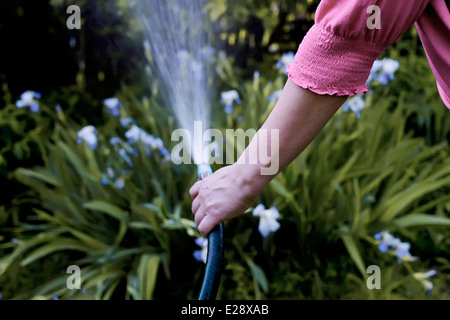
<box><xmin>11</xmin><ymin>238</ymin><xmax>19</xmax><ymax>244</ymax></box>
<box><xmin>159</xmin><ymin>147</ymin><xmax>171</xmax><ymax>161</ymax></box>
<box><xmin>342</xmin><ymin>95</ymin><xmax>365</xmax><ymax>119</ymax></box>
<box><xmin>367</xmin><ymin>60</ymin><xmax>383</xmax><ymax>85</ymax></box>
<box><xmin>125</xmin><ymin>125</ymin><xmax>143</xmax><ymax>144</ymax></box>
<box><xmin>52</xmin><ymin>295</ymin><xmax>59</xmax><ymax>300</ymax></box>
<box><xmin>110</xmin><ymin>137</ymin><xmax>123</xmax><ymax>146</ymax></box>
<box><xmin>77</xmin><ymin>126</ymin><xmax>98</xmax><ymax>150</ymax></box>
<box><xmin>0</xmin><ymin>293</ymin><xmax>2</xmax><ymax>299</ymax></box>
<box><xmin>378</xmin><ymin>58</ymin><xmax>400</xmax><ymax>84</ymax></box>
<box><xmin>193</xmin><ymin>238</ymin><xmax>208</xmax><ymax>264</ymax></box>
<box><xmin>276</xmin><ymin>52</ymin><xmax>295</xmax><ymax>75</ymax></box>
<box><xmin>141</xmin><ymin>132</ymin><xmax>156</xmax><ymax>148</ymax></box>
<box><xmin>374</xmin><ymin>231</ymin><xmax>418</xmax><ymax>264</ymax></box>
<box><xmin>15</xmin><ymin>91</ymin><xmax>41</xmax><ymax>113</ymax></box>
<box><xmin>395</xmin><ymin>242</ymin><xmax>411</xmax><ymax>258</ymax></box>
<box><xmin>378</xmin><ymin>241</ymin><xmax>388</xmax><ymax>253</ymax></box>
<box><xmin>119</xmin><ymin>148</ymin><xmax>133</xmax><ymax>167</ymax></box>
<box><xmin>104</xmin><ymin>98</ymin><xmax>122</xmax><ymax>117</ymax></box>
<box><xmin>69</xmin><ymin>37</ymin><xmax>77</xmax><ymax>48</ymax></box>
<box><xmin>221</xmin><ymin>90</ymin><xmax>241</xmax><ymax>115</ymax></box>
<box><xmin>119</xmin><ymin>117</ymin><xmax>135</xmax><ymax>128</ymax></box>
<box><xmin>100</xmin><ymin>178</ymin><xmax>109</xmax><ymax>186</ymax></box>
<box><xmin>368</xmin><ymin>58</ymin><xmax>400</xmax><ymax>85</ymax></box>
<box><xmin>374</xmin><ymin>232</ymin><xmax>384</xmax><ymax>240</ymax></box>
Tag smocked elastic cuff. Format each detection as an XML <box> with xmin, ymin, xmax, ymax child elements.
<box><xmin>287</xmin><ymin>24</ymin><xmax>386</xmax><ymax>96</ymax></box>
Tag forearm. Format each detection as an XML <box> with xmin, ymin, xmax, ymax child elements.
<box><xmin>236</xmin><ymin>79</ymin><xmax>348</xmax><ymax>193</ymax></box>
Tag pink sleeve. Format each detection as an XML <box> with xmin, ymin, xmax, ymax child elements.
<box><xmin>287</xmin><ymin>0</ymin><xmax>429</xmax><ymax>96</ymax></box>
<box><xmin>415</xmin><ymin>0</ymin><xmax>450</xmax><ymax>109</ymax></box>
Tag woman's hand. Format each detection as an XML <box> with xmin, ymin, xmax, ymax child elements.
<box><xmin>189</xmin><ymin>164</ymin><xmax>263</xmax><ymax>237</ymax></box>
<box><xmin>190</xmin><ymin>80</ymin><xmax>346</xmax><ymax>237</ymax></box>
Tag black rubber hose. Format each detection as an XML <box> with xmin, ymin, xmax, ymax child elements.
<box><xmin>196</xmin><ymin>165</ymin><xmax>224</xmax><ymax>300</ymax></box>
<box><xmin>198</xmin><ymin>223</ymin><xmax>223</xmax><ymax>300</ymax></box>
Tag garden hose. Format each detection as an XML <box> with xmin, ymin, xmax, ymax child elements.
<box><xmin>197</xmin><ymin>164</ymin><xmax>224</xmax><ymax>301</ymax></box>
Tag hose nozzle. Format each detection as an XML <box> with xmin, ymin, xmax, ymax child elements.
<box><xmin>197</xmin><ymin>163</ymin><xmax>213</xmax><ymax>180</ymax></box>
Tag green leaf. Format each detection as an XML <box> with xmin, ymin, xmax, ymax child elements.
<box><xmin>340</xmin><ymin>227</ymin><xmax>366</xmax><ymax>276</ymax></box>
<box><xmin>379</xmin><ymin>177</ymin><xmax>450</xmax><ymax>222</ymax></box>
<box><xmin>83</xmin><ymin>201</ymin><xmax>129</xmax><ymax>223</ymax></box>
<box><xmin>393</xmin><ymin>214</ymin><xmax>450</xmax><ymax>228</ymax></box>
<box><xmin>15</xmin><ymin>168</ymin><xmax>61</xmax><ymax>187</ymax></box>
<box><xmin>21</xmin><ymin>239</ymin><xmax>91</xmax><ymax>266</ymax></box>
<box><xmin>248</xmin><ymin>261</ymin><xmax>269</xmax><ymax>294</ymax></box>
<box><xmin>137</xmin><ymin>254</ymin><xmax>160</xmax><ymax>300</ymax></box>
<box><xmin>269</xmin><ymin>178</ymin><xmax>290</xmax><ymax>197</ymax></box>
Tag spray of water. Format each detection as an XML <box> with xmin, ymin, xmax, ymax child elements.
<box><xmin>133</xmin><ymin>0</ymin><xmax>214</xmax><ymax>164</ymax></box>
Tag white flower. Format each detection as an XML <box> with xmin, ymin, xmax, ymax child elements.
<box><xmin>342</xmin><ymin>95</ymin><xmax>366</xmax><ymax>119</ymax></box>
<box><xmin>115</xmin><ymin>178</ymin><xmax>125</xmax><ymax>190</ymax></box>
<box><xmin>252</xmin><ymin>204</ymin><xmax>280</xmax><ymax>237</ymax></box>
<box><xmin>413</xmin><ymin>270</ymin><xmax>437</xmax><ymax>297</ymax></box>
<box><xmin>77</xmin><ymin>126</ymin><xmax>98</xmax><ymax>150</ymax></box>
<box><xmin>193</xmin><ymin>238</ymin><xmax>208</xmax><ymax>264</ymax></box>
<box><xmin>104</xmin><ymin>98</ymin><xmax>122</xmax><ymax>116</ymax></box>
<box><xmin>221</xmin><ymin>90</ymin><xmax>241</xmax><ymax>115</ymax></box>
<box><xmin>15</xmin><ymin>91</ymin><xmax>41</xmax><ymax>113</ymax></box>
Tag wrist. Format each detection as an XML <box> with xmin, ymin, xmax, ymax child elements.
<box><xmin>231</xmin><ymin>162</ymin><xmax>273</xmax><ymax>199</ymax></box>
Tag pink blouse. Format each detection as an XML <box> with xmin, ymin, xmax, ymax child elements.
<box><xmin>286</xmin><ymin>0</ymin><xmax>450</xmax><ymax>109</ymax></box>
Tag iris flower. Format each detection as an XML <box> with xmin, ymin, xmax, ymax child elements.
<box><xmin>104</xmin><ymin>98</ymin><xmax>122</xmax><ymax>117</ymax></box>
<box><xmin>77</xmin><ymin>126</ymin><xmax>98</xmax><ymax>150</ymax></box>
<box><xmin>193</xmin><ymin>238</ymin><xmax>208</xmax><ymax>264</ymax></box>
<box><xmin>342</xmin><ymin>95</ymin><xmax>366</xmax><ymax>119</ymax></box>
<box><xmin>221</xmin><ymin>90</ymin><xmax>241</xmax><ymax>115</ymax></box>
<box><xmin>276</xmin><ymin>52</ymin><xmax>295</xmax><ymax>75</ymax></box>
<box><xmin>15</xmin><ymin>91</ymin><xmax>42</xmax><ymax>113</ymax></box>
<box><xmin>253</xmin><ymin>204</ymin><xmax>280</xmax><ymax>237</ymax></box>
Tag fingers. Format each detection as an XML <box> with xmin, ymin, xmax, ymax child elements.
<box><xmin>191</xmin><ymin>196</ymin><xmax>201</xmax><ymax>215</ymax></box>
<box><xmin>189</xmin><ymin>177</ymin><xmax>220</xmax><ymax>237</ymax></box>
<box><xmin>198</xmin><ymin>214</ymin><xmax>220</xmax><ymax>238</ymax></box>
<box><xmin>189</xmin><ymin>181</ymin><xmax>200</xmax><ymax>199</ymax></box>
<box><xmin>194</xmin><ymin>206</ymin><xmax>207</xmax><ymax>226</ymax></box>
